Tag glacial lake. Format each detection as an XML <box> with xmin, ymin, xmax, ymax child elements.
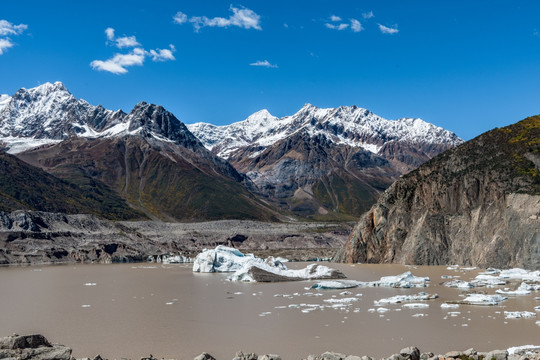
<box><xmin>0</xmin><ymin>263</ymin><xmax>539</xmax><ymax>359</ymax></box>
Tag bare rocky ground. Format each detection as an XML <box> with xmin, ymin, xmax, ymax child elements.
<box><xmin>0</xmin><ymin>211</ymin><xmax>351</xmax><ymax>265</ymax></box>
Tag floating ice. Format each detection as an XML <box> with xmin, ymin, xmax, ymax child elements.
<box><xmin>496</xmin><ymin>282</ymin><xmax>533</xmax><ymax>296</ymax></box>
<box><xmin>443</xmin><ymin>280</ymin><xmax>474</xmax><ymax>288</ymax></box>
<box><xmin>412</xmin><ymin>313</ymin><xmax>426</xmax><ymax>317</ymax></box>
<box><xmin>374</xmin><ymin>292</ymin><xmax>437</xmax><ymax>305</ymax></box>
<box><xmin>504</xmin><ymin>311</ymin><xmax>537</xmax><ymax>319</ymax></box>
<box><xmin>81</xmin><ymin>305</ymin><xmax>91</xmax><ymax>308</ymax></box>
<box><xmin>441</xmin><ymin>303</ymin><xmax>460</xmax><ymax>309</ymax></box>
<box><xmin>402</xmin><ymin>303</ymin><xmax>430</xmax><ymax>309</ymax></box>
<box><xmin>312</xmin><ymin>280</ymin><xmax>363</xmax><ymax>290</ymax></box>
<box><xmin>193</xmin><ymin>246</ymin><xmax>343</xmax><ymax>283</ymax></box>
<box><xmin>312</xmin><ymin>271</ymin><xmax>429</xmax><ymax>289</ymax></box>
<box><xmin>461</xmin><ymin>294</ymin><xmax>507</xmax><ymax>306</ymax></box>
<box><xmin>323</xmin><ymin>297</ymin><xmax>359</xmax><ymax>304</ymax></box>
<box><xmin>376</xmin><ymin>307</ymin><xmax>389</xmax><ymax>313</ymax></box>
<box><xmin>84</xmin><ymin>283</ymin><xmax>96</xmax><ymax>286</ymax></box>
<box><xmin>368</xmin><ymin>272</ymin><xmax>430</xmax><ymax>288</ymax></box>
<box><xmin>193</xmin><ymin>246</ymin><xmax>277</xmax><ymax>273</ymax></box>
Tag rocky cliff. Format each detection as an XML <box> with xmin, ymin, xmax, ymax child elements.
<box><xmin>334</xmin><ymin>116</ymin><xmax>540</xmax><ymax>269</ymax></box>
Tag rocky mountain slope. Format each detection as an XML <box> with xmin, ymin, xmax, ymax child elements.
<box><xmin>0</xmin><ymin>83</ymin><xmax>277</xmax><ymax>221</ymax></box>
<box><xmin>0</xmin><ymin>152</ymin><xmax>144</xmax><ymax>220</ymax></box>
<box><xmin>189</xmin><ymin>104</ymin><xmax>462</xmax><ymax>218</ymax></box>
<box><xmin>334</xmin><ymin>116</ymin><xmax>540</xmax><ymax>269</ymax></box>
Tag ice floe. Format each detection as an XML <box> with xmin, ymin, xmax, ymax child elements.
<box><xmin>312</xmin><ymin>271</ymin><xmax>429</xmax><ymax>289</ymax></box>
<box><xmin>504</xmin><ymin>311</ymin><xmax>537</xmax><ymax>319</ymax></box>
<box><xmin>374</xmin><ymin>292</ymin><xmax>437</xmax><ymax>305</ymax></box>
<box><xmin>402</xmin><ymin>303</ymin><xmax>430</xmax><ymax>309</ymax></box>
<box><xmin>441</xmin><ymin>303</ymin><xmax>460</xmax><ymax>309</ymax></box>
<box><xmin>496</xmin><ymin>282</ymin><xmax>533</xmax><ymax>296</ymax></box>
<box><xmin>460</xmin><ymin>294</ymin><xmax>507</xmax><ymax>306</ymax></box>
<box><xmin>311</xmin><ymin>280</ymin><xmax>363</xmax><ymax>289</ymax></box>
<box><xmin>323</xmin><ymin>297</ymin><xmax>359</xmax><ymax>304</ymax></box>
<box><xmin>443</xmin><ymin>280</ymin><xmax>474</xmax><ymax>288</ymax></box>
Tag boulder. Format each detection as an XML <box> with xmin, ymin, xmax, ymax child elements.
<box><xmin>233</xmin><ymin>351</ymin><xmax>258</xmax><ymax>360</ymax></box>
<box><xmin>401</xmin><ymin>347</ymin><xmax>421</xmax><ymax>360</ymax></box>
<box><xmin>464</xmin><ymin>349</ymin><xmax>477</xmax><ymax>357</ymax></box>
<box><xmin>445</xmin><ymin>352</ymin><xmax>464</xmax><ymax>359</ymax></box>
<box><xmin>0</xmin><ymin>334</ymin><xmax>71</xmax><ymax>360</ymax></box>
<box><xmin>485</xmin><ymin>350</ymin><xmax>508</xmax><ymax>360</ymax></box>
<box><xmin>194</xmin><ymin>353</ymin><xmax>216</xmax><ymax>360</ymax></box>
<box><xmin>258</xmin><ymin>355</ymin><xmax>281</xmax><ymax>360</ymax></box>
<box><xmin>321</xmin><ymin>352</ymin><xmax>347</xmax><ymax>360</ymax></box>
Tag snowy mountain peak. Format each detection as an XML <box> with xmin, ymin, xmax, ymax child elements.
<box><xmin>0</xmin><ymin>83</ymin><xmax>203</xmax><ymax>154</ymax></box>
<box><xmin>188</xmin><ymin>104</ymin><xmax>463</xmax><ymax>159</ymax></box>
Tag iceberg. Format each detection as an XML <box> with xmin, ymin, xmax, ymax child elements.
<box><xmin>496</xmin><ymin>282</ymin><xmax>533</xmax><ymax>296</ymax></box>
<box><xmin>504</xmin><ymin>311</ymin><xmax>537</xmax><ymax>319</ymax></box>
<box><xmin>460</xmin><ymin>294</ymin><xmax>507</xmax><ymax>306</ymax></box>
<box><xmin>374</xmin><ymin>292</ymin><xmax>438</xmax><ymax>305</ymax></box>
<box><xmin>192</xmin><ymin>246</ymin><xmax>346</xmax><ymax>282</ymax></box>
<box><xmin>229</xmin><ymin>262</ymin><xmax>346</xmax><ymax>282</ymax></box>
<box><xmin>312</xmin><ymin>271</ymin><xmax>429</xmax><ymax>289</ymax></box>
<box><xmin>367</xmin><ymin>272</ymin><xmax>429</xmax><ymax>288</ymax></box>
<box><xmin>311</xmin><ymin>280</ymin><xmax>364</xmax><ymax>290</ymax></box>
<box><xmin>443</xmin><ymin>280</ymin><xmax>475</xmax><ymax>288</ymax></box>
<box><xmin>402</xmin><ymin>303</ymin><xmax>430</xmax><ymax>309</ymax></box>
<box><xmin>441</xmin><ymin>303</ymin><xmax>460</xmax><ymax>309</ymax></box>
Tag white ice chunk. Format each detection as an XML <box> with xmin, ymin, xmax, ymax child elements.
<box><xmin>441</xmin><ymin>303</ymin><xmax>460</xmax><ymax>309</ymax></box>
<box><xmin>312</xmin><ymin>280</ymin><xmax>363</xmax><ymax>289</ymax></box>
<box><xmin>443</xmin><ymin>280</ymin><xmax>474</xmax><ymax>288</ymax></box>
<box><xmin>402</xmin><ymin>303</ymin><xmax>430</xmax><ymax>309</ymax></box>
<box><xmin>461</xmin><ymin>294</ymin><xmax>507</xmax><ymax>306</ymax></box>
<box><xmin>504</xmin><ymin>311</ymin><xmax>537</xmax><ymax>319</ymax></box>
<box><xmin>496</xmin><ymin>282</ymin><xmax>533</xmax><ymax>296</ymax></box>
<box><xmin>323</xmin><ymin>297</ymin><xmax>359</xmax><ymax>304</ymax></box>
<box><xmin>374</xmin><ymin>292</ymin><xmax>437</xmax><ymax>305</ymax></box>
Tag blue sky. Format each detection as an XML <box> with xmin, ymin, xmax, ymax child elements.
<box><xmin>1</xmin><ymin>1</ymin><xmax>540</xmax><ymax>140</ymax></box>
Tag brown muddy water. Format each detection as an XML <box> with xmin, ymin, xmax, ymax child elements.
<box><xmin>0</xmin><ymin>263</ymin><xmax>539</xmax><ymax>359</ymax></box>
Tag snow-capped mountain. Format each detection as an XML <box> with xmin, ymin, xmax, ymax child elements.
<box><xmin>0</xmin><ymin>82</ymin><xmax>275</xmax><ymax>221</ymax></box>
<box><xmin>0</xmin><ymin>82</ymin><xmax>211</xmax><ymax>155</ymax></box>
<box><xmin>187</xmin><ymin>104</ymin><xmax>462</xmax><ymax>159</ymax></box>
<box><xmin>188</xmin><ymin>104</ymin><xmax>463</xmax><ymax>218</ymax></box>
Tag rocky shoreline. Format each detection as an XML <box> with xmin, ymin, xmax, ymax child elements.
<box><xmin>2</xmin><ymin>335</ymin><xmax>540</xmax><ymax>360</ymax></box>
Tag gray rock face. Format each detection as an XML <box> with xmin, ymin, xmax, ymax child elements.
<box><xmin>335</xmin><ymin>117</ymin><xmax>540</xmax><ymax>268</ymax></box>
<box><xmin>0</xmin><ymin>211</ymin><xmax>349</xmax><ymax>265</ymax></box>
<box><xmin>0</xmin><ymin>334</ymin><xmax>71</xmax><ymax>360</ymax></box>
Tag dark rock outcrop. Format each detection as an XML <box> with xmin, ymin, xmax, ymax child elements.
<box><xmin>0</xmin><ymin>334</ymin><xmax>71</xmax><ymax>360</ymax></box>
<box><xmin>335</xmin><ymin>116</ymin><xmax>540</xmax><ymax>269</ymax></box>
